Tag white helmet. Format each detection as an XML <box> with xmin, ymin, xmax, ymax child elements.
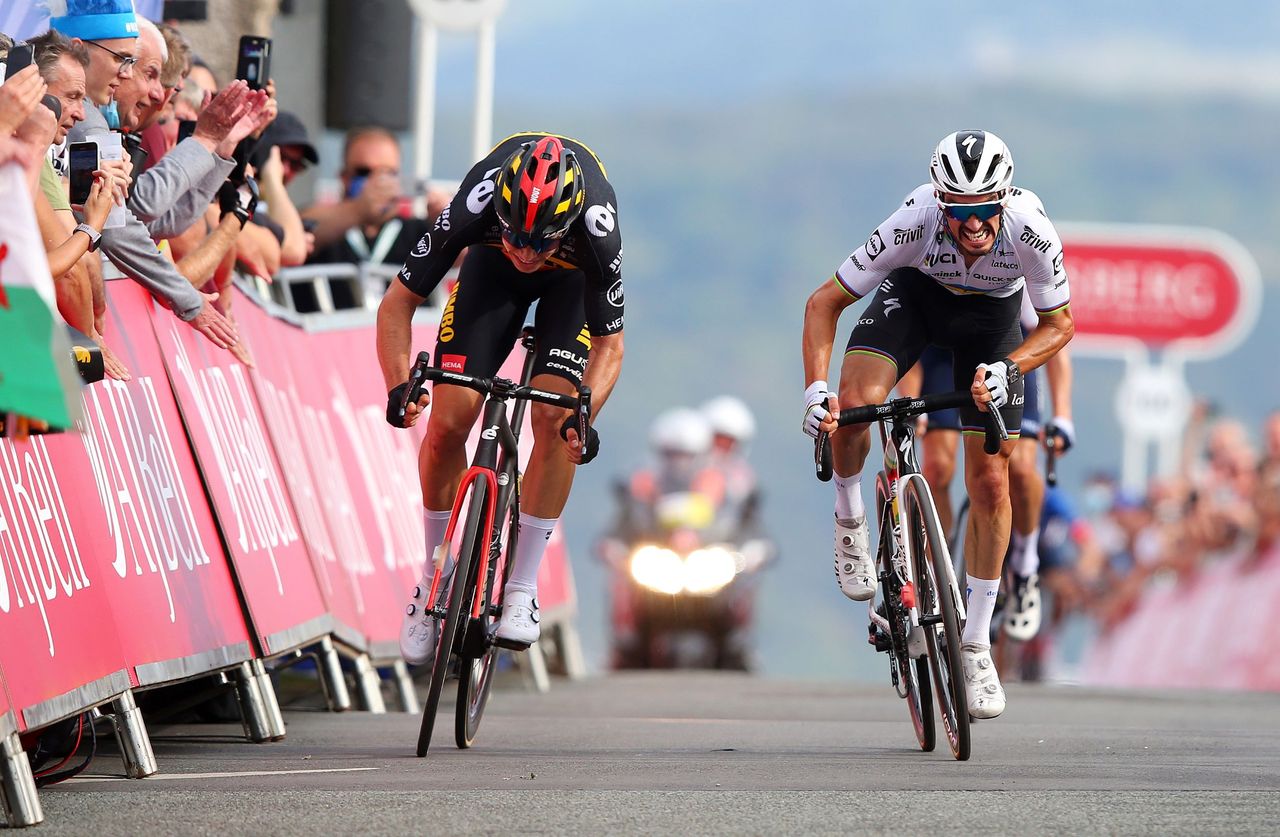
<box><xmin>650</xmin><ymin>408</ymin><xmax>712</xmax><ymax>456</ymax></box>
<box><xmin>702</xmin><ymin>395</ymin><xmax>755</xmax><ymax>443</ymax></box>
<box><xmin>930</xmin><ymin>130</ymin><xmax>1014</xmax><ymax>197</ymax></box>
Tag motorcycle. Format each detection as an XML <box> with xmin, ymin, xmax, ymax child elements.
<box><xmin>599</xmin><ymin>482</ymin><xmax>773</xmax><ymax>670</ymax></box>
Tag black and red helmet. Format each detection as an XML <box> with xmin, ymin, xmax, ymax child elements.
<box><xmin>494</xmin><ymin>136</ymin><xmax>586</xmax><ymax>250</ymax></box>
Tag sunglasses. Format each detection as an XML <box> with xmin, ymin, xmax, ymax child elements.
<box><xmin>87</xmin><ymin>40</ymin><xmax>137</xmax><ymax>74</ymax></box>
<box><xmin>501</xmin><ymin>227</ymin><xmax>557</xmax><ymax>254</ymax></box>
<box><xmin>940</xmin><ymin>200</ymin><xmax>1003</xmax><ymax>223</ymax></box>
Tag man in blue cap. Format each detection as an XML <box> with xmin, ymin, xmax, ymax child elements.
<box><xmin>52</xmin><ymin>0</ymin><xmax>248</xmax><ymax>353</ymax></box>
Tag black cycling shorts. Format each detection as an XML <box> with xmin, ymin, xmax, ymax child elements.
<box><xmin>433</xmin><ymin>245</ymin><xmax>591</xmax><ymax>387</ymax></box>
<box><xmin>921</xmin><ymin>344</ymin><xmax>1040</xmax><ymax>435</ymax></box>
<box><xmin>845</xmin><ymin>267</ymin><xmax>1024</xmax><ymax>434</ymax></box>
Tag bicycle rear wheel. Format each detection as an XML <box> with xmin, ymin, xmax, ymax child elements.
<box><xmin>905</xmin><ymin>479</ymin><xmax>971</xmax><ymax>761</ymax></box>
<box><xmin>456</xmin><ymin>497</ymin><xmax>518</xmax><ymax>748</ymax></box>
<box><xmin>875</xmin><ymin>474</ymin><xmax>934</xmax><ymax>752</ymax></box>
<box><xmin>416</xmin><ymin>480</ymin><xmax>487</xmax><ymax>757</ymax></box>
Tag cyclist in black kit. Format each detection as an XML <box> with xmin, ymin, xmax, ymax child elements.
<box><xmin>377</xmin><ymin>133</ymin><xmax>625</xmax><ymax>664</ymax></box>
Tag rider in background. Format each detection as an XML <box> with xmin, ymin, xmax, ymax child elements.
<box><xmin>701</xmin><ymin>395</ymin><xmax>762</xmax><ymax>537</ymax></box>
<box><xmin>378</xmin><ymin>133</ymin><xmax>625</xmax><ymax>664</ymax></box>
<box><xmin>899</xmin><ymin>296</ymin><xmax>1076</xmax><ymax>644</ymax></box>
<box><xmin>800</xmin><ymin>130</ymin><xmax>1074</xmax><ymax>719</ymax></box>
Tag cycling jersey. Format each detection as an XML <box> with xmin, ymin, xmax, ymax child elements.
<box><xmin>397</xmin><ymin>132</ymin><xmax>625</xmax><ymax>337</ymax></box>
<box><xmin>833</xmin><ymin>184</ymin><xmax>1070</xmax><ymax>315</ymax></box>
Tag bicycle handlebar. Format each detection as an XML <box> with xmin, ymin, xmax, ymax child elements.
<box><xmin>400</xmin><ymin>351</ymin><xmax>591</xmax><ymax>451</ymax></box>
<box><xmin>1044</xmin><ymin>430</ymin><xmax>1059</xmax><ymax>487</ymax></box>
<box><xmin>813</xmin><ymin>390</ymin><xmax>1008</xmax><ymax>482</ymax></box>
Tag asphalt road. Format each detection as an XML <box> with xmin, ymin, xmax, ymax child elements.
<box><xmin>27</xmin><ymin>670</ymin><xmax>1280</xmax><ymax>835</ymax></box>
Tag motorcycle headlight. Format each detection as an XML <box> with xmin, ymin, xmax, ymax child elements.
<box><xmin>629</xmin><ymin>545</ymin><xmax>685</xmax><ymax>595</ymax></box>
<box><xmin>682</xmin><ymin>547</ymin><xmax>739</xmax><ymax>595</ymax></box>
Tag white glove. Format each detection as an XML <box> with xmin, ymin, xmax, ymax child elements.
<box><xmin>976</xmin><ymin>360</ymin><xmax>1017</xmax><ymax>409</ymax></box>
<box><xmin>802</xmin><ymin>380</ymin><xmax>834</xmax><ymax>439</ymax></box>
<box><xmin>1046</xmin><ymin>416</ymin><xmax>1076</xmax><ymax>452</ymax></box>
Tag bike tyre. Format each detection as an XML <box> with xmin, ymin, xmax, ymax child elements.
<box><xmin>456</xmin><ymin>492</ymin><xmax>518</xmax><ymax>748</ymax></box>
<box><xmin>876</xmin><ymin>473</ymin><xmax>935</xmax><ymax>752</ymax></box>
<box><xmin>905</xmin><ymin>478</ymin><xmax>971</xmax><ymax>761</ymax></box>
<box><xmin>415</xmin><ymin>480</ymin><xmax>486</xmax><ymax>757</ymax></box>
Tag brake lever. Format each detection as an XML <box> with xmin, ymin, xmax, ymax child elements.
<box><xmin>816</xmin><ymin>432</ymin><xmax>834</xmax><ymax>482</ymax></box>
<box><xmin>398</xmin><ymin>350</ymin><xmax>431</xmax><ymax>423</ymax></box>
<box><xmin>983</xmin><ymin>401</ymin><xmax>1009</xmax><ymax>455</ymax></box>
<box><xmin>577</xmin><ymin>385</ymin><xmax>593</xmax><ymax>456</ymax></box>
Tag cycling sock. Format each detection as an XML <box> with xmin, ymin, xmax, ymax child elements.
<box><xmin>961</xmin><ymin>574</ymin><xmax>1000</xmax><ymax>647</ymax></box>
<box><xmin>423</xmin><ymin>508</ymin><xmax>453</xmax><ymax>578</ymax></box>
<box><xmin>1010</xmin><ymin>528</ymin><xmax>1040</xmax><ymax>577</ymax></box>
<box><xmin>506</xmin><ymin>512</ymin><xmax>556</xmax><ymax>594</ymax></box>
<box><xmin>833</xmin><ymin>473</ymin><xmax>865</xmax><ymax>521</ymax></box>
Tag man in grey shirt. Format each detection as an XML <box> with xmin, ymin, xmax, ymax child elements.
<box><xmin>54</xmin><ymin>5</ymin><xmax>251</xmax><ymax>350</ymax></box>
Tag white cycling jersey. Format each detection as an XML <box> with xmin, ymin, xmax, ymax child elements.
<box><xmin>833</xmin><ymin>184</ymin><xmax>1071</xmax><ymax>315</ymax></box>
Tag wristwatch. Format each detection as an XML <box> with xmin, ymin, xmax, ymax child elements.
<box><xmin>73</xmin><ymin>223</ymin><xmax>102</xmax><ymax>253</ymax></box>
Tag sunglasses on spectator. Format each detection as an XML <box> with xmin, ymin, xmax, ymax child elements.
<box><xmin>87</xmin><ymin>40</ymin><xmax>137</xmax><ymax>74</ymax></box>
<box><xmin>940</xmin><ymin>200</ymin><xmax>1004</xmax><ymax>223</ymax></box>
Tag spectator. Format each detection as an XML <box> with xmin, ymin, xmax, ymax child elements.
<box><xmin>20</xmin><ymin>31</ymin><xmax>123</xmax><ymax>377</ymax></box>
<box><xmin>249</xmin><ymin>109</ymin><xmax>313</xmax><ymax>266</ymax></box>
<box><xmin>53</xmin><ymin>0</ymin><xmax>248</xmax><ymax>353</ymax></box>
<box><xmin>304</xmin><ymin>125</ymin><xmax>447</xmax><ymax>268</ymax></box>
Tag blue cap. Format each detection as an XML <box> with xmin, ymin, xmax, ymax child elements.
<box><xmin>49</xmin><ymin>0</ymin><xmax>139</xmax><ymax>43</ymax></box>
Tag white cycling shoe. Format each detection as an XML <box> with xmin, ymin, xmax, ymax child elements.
<box><xmin>834</xmin><ymin>516</ymin><xmax>876</xmax><ymax>601</ymax></box>
<box><xmin>495</xmin><ymin>588</ymin><xmax>540</xmax><ymax>649</ymax></box>
<box><xmin>962</xmin><ymin>642</ymin><xmax>1007</xmax><ymax>719</ymax></box>
<box><xmin>399</xmin><ymin>572</ymin><xmax>441</xmax><ymax>666</ymax></box>
<box><xmin>1004</xmin><ymin>572</ymin><xmax>1042</xmax><ymax>641</ymax></box>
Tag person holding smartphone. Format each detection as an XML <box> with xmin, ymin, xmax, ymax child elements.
<box><xmin>304</xmin><ymin>126</ymin><xmax>450</xmax><ymax>271</ymax></box>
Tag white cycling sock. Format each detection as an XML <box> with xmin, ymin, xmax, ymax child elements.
<box><xmin>834</xmin><ymin>473</ymin><xmax>865</xmax><ymax>522</ymax></box>
<box><xmin>506</xmin><ymin>512</ymin><xmax>556</xmax><ymax>594</ymax></box>
<box><xmin>422</xmin><ymin>508</ymin><xmax>453</xmax><ymax>578</ymax></box>
<box><xmin>1010</xmin><ymin>528</ymin><xmax>1040</xmax><ymax>577</ymax></box>
<box><xmin>962</xmin><ymin>574</ymin><xmax>1000</xmax><ymax>647</ymax></box>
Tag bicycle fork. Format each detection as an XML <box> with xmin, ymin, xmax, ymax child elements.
<box><xmin>426</xmin><ymin>466</ymin><xmax>499</xmax><ymax>619</ymax></box>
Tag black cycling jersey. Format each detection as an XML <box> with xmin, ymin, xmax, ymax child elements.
<box><xmin>397</xmin><ymin>132</ymin><xmax>625</xmax><ymax>337</ymax></box>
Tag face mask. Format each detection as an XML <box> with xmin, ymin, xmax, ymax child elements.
<box><xmin>1081</xmin><ymin>484</ymin><xmax>1114</xmax><ymax>517</ymax></box>
<box><xmin>101</xmin><ymin>100</ymin><xmax>121</xmax><ymax>129</ymax></box>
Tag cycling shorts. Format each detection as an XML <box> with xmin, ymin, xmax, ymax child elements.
<box><xmin>921</xmin><ymin>345</ymin><xmax>1040</xmax><ymax>435</ymax></box>
<box><xmin>434</xmin><ymin>245</ymin><xmax>591</xmax><ymax>387</ymax></box>
<box><xmin>845</xmin><ymin>267</ymin><xmax>1023</xmax><ymax>434</ymax></box>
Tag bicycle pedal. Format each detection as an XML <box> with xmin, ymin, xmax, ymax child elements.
<box><xmin>870</xmin><ymin>629</ymin><xmax>892</xmax><ymax>653</ymax></box>
<box><xmin>493</xmin><ymin>635</ymin><xmax>533</xmax><ymax>652</ymax></box>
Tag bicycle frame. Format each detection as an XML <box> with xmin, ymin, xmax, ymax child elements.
<box><xmin>424</xmin><ymin>344</ymin><xmax>538</xmax><ymax>623</ymax></box>
<box><xmin>873</xmin><ymin>414</ymin><xmax>968</xmax><ymax>642</ymax></box>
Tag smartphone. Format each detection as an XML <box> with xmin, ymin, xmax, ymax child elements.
<box><xmin>177</xmin><ymin>119</ymin><xmax>196</xmax><ymax>143</ymax></box>
<box><xmin>234</xmin><ymin>36</ymin><xmax>272</xmax><ymax>91</ymax></box>
<box><xmin>68</xmin><ymin>141</ymin><xmax>99</xmax><ymax>205</ymax></box>
<box><xmin>5</xmin><ymin>43</ymin><xmax>34</xmax><ymax>79</ymax></box>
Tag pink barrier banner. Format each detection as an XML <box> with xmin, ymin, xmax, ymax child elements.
<box><xmin>234</xmin><ymin>297</ymin><xmax>369</xmax><ymax>650</ymax></box>
<box><xmin>287</xmin><ymin>325</ymin><xmax>429</xmax><ymax>654</ymax></box>
<box><xmin>1082</xmin><ymin>545</ymin><xmax>1280</xmax><ymax>691</ymax></box>
<box><xmin>149</xmin><ymin>297</ymin><xmax>332</xmax><ymax>656</ymax></box>
<box><xmin>0</xmin><ymin>282</ymin><xmax>253</xmax><ymax>730</ymax></box>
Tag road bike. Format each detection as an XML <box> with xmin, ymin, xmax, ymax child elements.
<box><xmin>394</xmin><ymin>328</ymin><xmax>590</xmax><ymax>757</ymax></box>
<box><xmin>816</xmin><ymin>392</ymin><xmax>1005</xmax><ymax>760</ymax></box>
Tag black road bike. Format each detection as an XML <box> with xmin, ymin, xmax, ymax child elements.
<box><xmin>395</xmin><ymin>329</ymin><xmax>590</xmax><ymax>757</ymax></box>
<box><xmin>816</xmin><ymin>392</ymin><xmax>1006</xmax><ymax>760</ymax></box>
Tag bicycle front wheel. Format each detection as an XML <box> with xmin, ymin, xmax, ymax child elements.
<box><xmin>905</xmin><ymin>478</ymin><xmax>971</xmax><ymax>761</ymax></box>
<box><xmin>456</xmin><ymin>496</ymin><xmax>518</xmax><ymax>748</ymax></box>
<box><xmin>416</xmin><ymin>479</ymin><xmax>487</xmax><ymax>757</ymax></box>
<box><xmin>875</xmin><ymin>473</ymin><xmax>934</xmax><ymax>753</ymax></box>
